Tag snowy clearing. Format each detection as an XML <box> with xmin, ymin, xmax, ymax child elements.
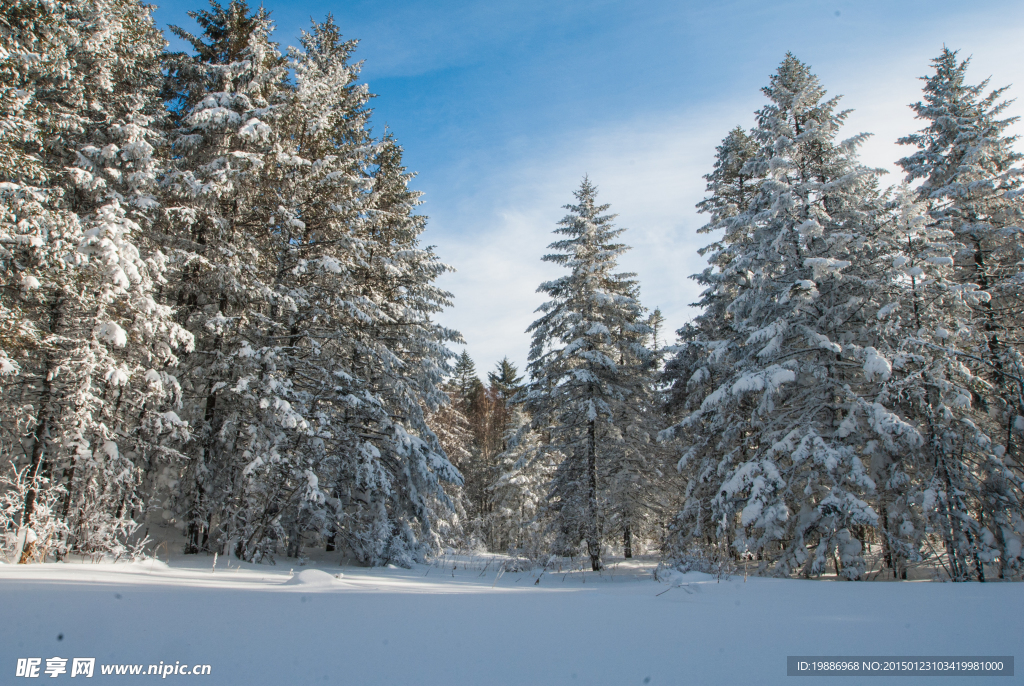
<box><xmin>2</xmin><ymin>555</ymin><xmax>1020</xmax><ymax>685</ymax></box>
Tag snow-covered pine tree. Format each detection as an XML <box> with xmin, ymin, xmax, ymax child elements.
<box><xmin>660</xmin><ymin>126</ymin><xmax>765</xmax><ymax>564</ymax></box>
<box><xmin>200</xmin><ymin>15</ymin><xmax>379</xmax><ymax>562</ymax></box>
<box><xmin>0</xmin><ymin>0</ymin><xmax>74</xmax><ymax>512</ymax></box>
<box><xmin>0</xmin><ymin>0</ymin><xmax>193</xmax><ymax>561</ymax></box>
<box><xmin>898</xmin><ymin>50</ymin><xmax>1024</xmax><ymax>419</ymax></box>
<box><xmin>487</xmin><ymin>406</ymin><xmax>556</xmax><ymax>557</ymax></box>
<box><xmin>489</xmin><ymin>357</ymin><xmax>525</xmax><ymax>402</ymax></box>
<box><xmin>327</xmin><ymin>134</ymin><xmax>463</xmax><ymax>565</ymax></box>
<box><xmin>849</xmin><ymin>187</ymin><xmax>1020</xmax><ymax>580</ymax></box>
<box><xmin>423</xmin><ymin>380</ymin><xmax>473</xmax><ymax>549</ymax></box>
<box><xmin>894</xmin><ymin>49</ymin><xmax>1024</xmax><ymax>579</ymax></box>
<box><xmin>601</xmin><ymin>322</ymin><xmax>672</xmax><ymax>559</ymax></box>
<box><xmin>0</xmin><ymin>0</ymin><xmax>60</xmax><ymax>381</ymax></box>
<box><xmin>692</xmin><ymin>126</ymin><xmax>763</xmax><ymax>329</ymax></box>
<box><xmin>660</xmin><ymin>127</ymin><xmax>763</xmax><ymax>565</ymax></box>
<box><xmin>670</xmin><ymin>125</ymin><xmax>762</xmax><ymax>372</ymax></box>
<box><xmin>663</xmin><ymin>55</ymin><xmax>908</xmax><ymax>579</ymax></box>
<box><xmin>159</xmin><ymin>6</ymin><xmax>462</xmax><ymax>565</ymax></box>
<box><xmin>157</xmin><ymin>0</ymin><xmax>293</xmax><ymax>559</ymax></box>
<box><xmin>525</xmin><ymin>177</ymin><xmax>652</xmax><ymax>570</ymax></box>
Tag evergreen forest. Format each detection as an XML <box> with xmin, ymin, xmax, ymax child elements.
<box><xmin>3</xmin><ymin>0</ymin><xmax>1023</xmax><ymax>584</ymax></box>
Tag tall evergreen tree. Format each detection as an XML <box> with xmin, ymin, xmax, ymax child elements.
<box><xmin>158</xmin><ymin>5</ymin><xmax>462</xmax><ymax>564</ymax></box>
<box><xmin>849</xmin><ymin>187</ymin><xmax>1012</xmax><ymax>580</ymax></box>
<box><xmin>487</xmin><ymin>406</ymin><xmax>556</xmax><ymax>556</ymax></box>
<box><xmin>663</xmin><ymin>56</ymin><xmax>900</xmax><ymax>579</ymax></box>
<box><xmin>894</xmin><ymin>48</ymin><xmax>1024</xmax><ymax>579</ymax></box>
<box><xmin>332</xmin><ymin>134</ymin><xmax>464</xmax><ymax>565</ymax></box>
<box><xmin>661</xmin><ymin>127</ymin><xmax>765</xmax><ymax>545</ymax></box>
<box><xmin>606</xmin><ymin>306</ymin><xmax>674</xmax><ymax>558</ymax></box>
<box><xmin>488</xmin><ymin>357</ymin><xmax>524</xmax><ymax>402</ymax></box>
<box><xmin>157</xmin><ymin>0</ymin><xmax>291</xmax><ymax>558</ymax></box>
<box><xmin>0</xmin><ymin>0</ymin><xmax>192</xmax><ymax>561</ymax></box>
<box><xmin>525</xmin><ymin>178</ymin><xmax>652</xmax><ymax>570</ymax></box>
<box><xmin>897</xmin><ymin>48</ymin><xmax>1024</xmax><ymax>466</ymax></box>
<box><xmin>661</xmin><ymin>125</ymin><xmax>766</xmax><ymax>564</ymax></box>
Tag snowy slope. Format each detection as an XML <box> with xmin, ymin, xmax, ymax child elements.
<box><xmin>1</xmin><ymin>556</ymin><xmax>1020</xmax><ymax>685</ymax></box>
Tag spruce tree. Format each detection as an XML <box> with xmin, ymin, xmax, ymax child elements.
<box><xmin>158</xmin><ymin>0</ymin><xmax>291</xmax><ymax>558</ymax></box>
<box><xmin>601</xmin><ymin>304</ymin><xmax>673</xmax><ymax>559</ymax></box>
<box><xmin>158</xmin><ymin>6</ymin><xmax>462</xmax><ymax>564</ymax></box>
<box><xmin>525</xmin><ymin>177</ymin><xmax>652</xmax><ymax>570</ymax></box>
<box><xmin>661</xmin><ymin>125</ymin><xmax>766</xmax><ymax>565</ymax></box>
<box><xmin>663</xmin><ymin>56</ymin><xmax>900</xmax><ymax>579</ymax></box>
<box><xmin>489</xmin><ymin>357</ymin><xmax>524</xmax><ymax>402</ymax></box>
<box><xmin>0</xmin><ymin>0</ymin><xmax>192</xmax><ymax>560</ymax></box>
<box><xmin>894</xmin><ymin>48</ymin><xmax>1024</xmax><ymax>579</ymax></box>
<box><xmin>660</xmin><ymin>127</ymin><xmax>765</xmax><ymax>555</ymax></box>
<box><xmin>487</xmin><ymin>407</ymin><xmax>556</xmax><ymax>557</ymax></box>
<box><xmin>897</xmin><ymin>48</ymin><xmax>1024</xmax><ymax>457</ymax></box>
<box><xmin>852</xmin><ymin>188</ymin><xmax>1003</xmax><ymax>580</ymax></box>
<box><xmin>336</xmin><ymin>134</ymin><xmax>463</xmax><ymax>565</ymax></box>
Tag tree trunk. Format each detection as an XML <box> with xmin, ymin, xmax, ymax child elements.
<box><xmin>937</xmin><ymin>453</ymin><xmax>967</xmax><ymax>581</ymax></box>
<box><xmin>585</xmin><ymin>419</ymin><xmax>601</xmax><ymax>571</ymax></box>
<box><xmin>22</xmin><ymin>399</ymin><xmax>51</xmax><ymax>529</ymax></box>
<box><xmin>877</xmin><ymin>503</ymin><xmax>906</xmax><ymax>580</ymax></box>
<box><xmin>186</xmin><ymin>390</ymin><xmax>218</xmax><ymax>554</ymax></box>
<box><xmin>325</xmin><ymin>527</ymin><xmax>336</xmax><ymax>552</ymax></box>
<box><xmin>18</xmin><ymin>540</ymin><xmax>37</xmax><ymax>564</ymax></box>
<box><xmin>184</xmin><ymin>486</ymin><xmax>209</xmax><ymax>554</ymax></box>
<box><xmin>200</xmin><ymin>512</ymin><xmax>212</xmax><ymax>552</ymax></box>
<box><xmin>184</xmin><ymin>478</ymin><xmax>208</xmax><ymax>554</ymax></box>
<box><xmin>22</xmin><ymin>293</ymin><xmax>65</xmax><ymax>530</ymax></box>
<box><xmin>623</xmin><ymin>523</ymin><xmax>632</xmax><ymax>559</ymax></box>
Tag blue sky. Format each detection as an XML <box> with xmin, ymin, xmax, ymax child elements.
<box><xmin>152</xmin><ymin>0</ymin><xmax>1024</xmax><ymax>378</ymax></box>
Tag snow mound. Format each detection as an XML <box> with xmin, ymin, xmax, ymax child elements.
<box><xmin>130</xmin><ymin>558</ymin><xmax>170</xmax><ymax>570</ymax></box>
<box><xmin>655</xmin><ymin>568</ymin><xmax>685</xmax><ymax>586</ymax></box>
<box><xmin>656</xmin><ymin>568</ymin><xmax>720</xmax><ymax>585</ymax></box>
<box><xmin>283</xmin><ymin>569</ymin><xmax>342</xmax><ymax>587</ymax></box>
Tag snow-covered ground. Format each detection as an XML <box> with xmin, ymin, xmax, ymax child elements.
<box><xmin>2</xmin><ymin>554</ymin><xmax>1020</xmax><ymax>685</ymax></box>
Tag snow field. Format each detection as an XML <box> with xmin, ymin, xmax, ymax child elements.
<box><xmin>2</xmin><ymin>555</ymin><xmax>1021</xmax><ymax>686</ymax></box>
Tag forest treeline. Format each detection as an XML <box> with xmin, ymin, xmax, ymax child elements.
<box><xmin>2</xmin><ymin>0</ymin><xmax>1022</xmax><ymax>581</ymax></box>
